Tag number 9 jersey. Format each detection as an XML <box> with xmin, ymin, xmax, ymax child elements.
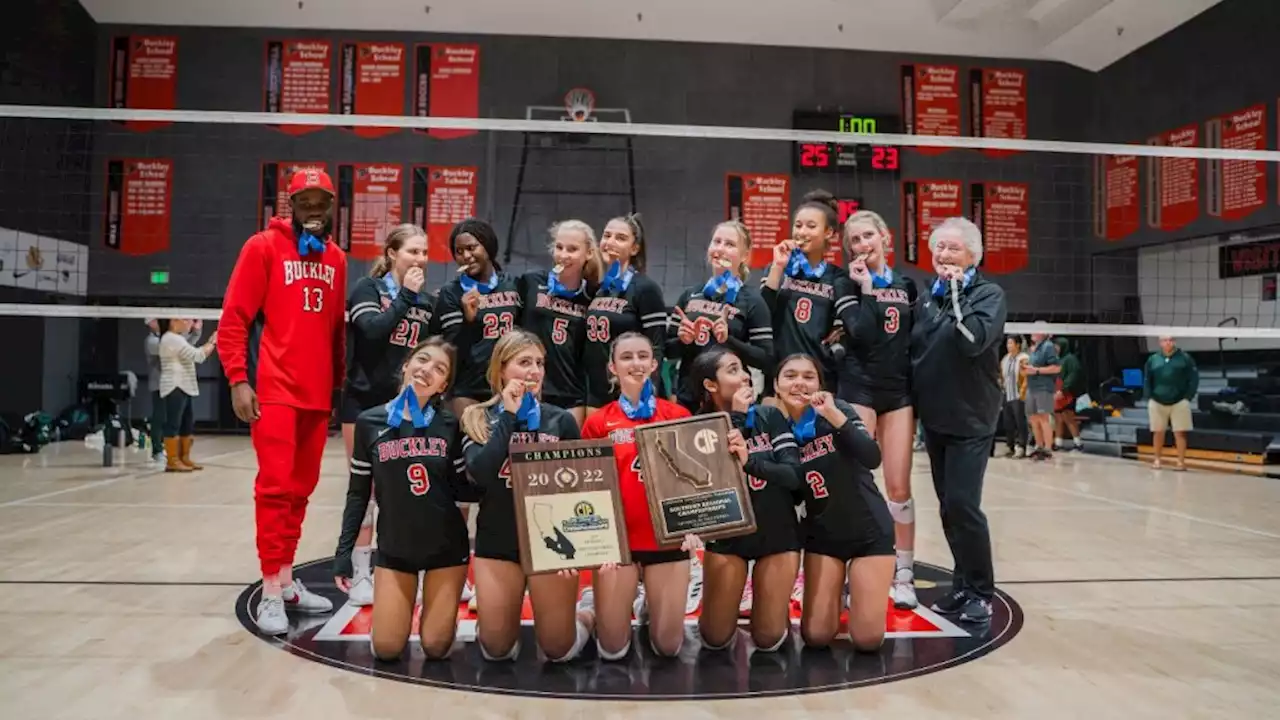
<box><xmin>429</xmin><ymin>273</ymin><xmax>523</xmax><ymax>401</ymax></box>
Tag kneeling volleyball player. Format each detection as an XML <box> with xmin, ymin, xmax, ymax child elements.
<box><xmin>333</xmin><ymin>338</ymin><xmax>475</xmax><ymax>661</ymax></box>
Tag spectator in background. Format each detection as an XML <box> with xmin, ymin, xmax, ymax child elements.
<box><xmin>1021</xmin><ymin>322</ymin><xmax>1060</xmax><ymax>461</ymax></box>
<box><xmin>1144</xmin><ymin>336</ymin><xmax>1198</xmax><ymax>471</ymax></box>
<box><xmin>999</xmin><ymin>336</ymin><xmax>1029</xmax><ymax>458</ymax></box>
<box><xmin>145</xmin><ymin>318</ymin><xmax>204</xmax><ymax>464</ymax></box>
<box><xmin>158</xmin><ymin>318</ymin><xmax>217</xmax><ymax>473</ymax></box>
<box><xmin>1053</xmin><ymin>337</ymin><xmax>1085</xmax><ymax>452</ymax></box>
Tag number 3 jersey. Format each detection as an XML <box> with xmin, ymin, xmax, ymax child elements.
<box><xmin>580</xmin><ymin>398</ymin><xmax>691</xmax><ymax>552</ymax></box>
<box><xmin>333</xmin><ymin>403</ymin><xmax>478</xmax><ymax>577</ymax></box>
<box><xmin>430</xmin><ymin>273</ymin><xmax>523</xmax><ymax>400</ymax></box>
<box><xmin>516</xmin><ymin>271</ymin><xmax>592</xmax><ymax>406</ymax></box>
<box><xmin>344</xmin><ymin>275</ymin><xmax>436</xmax><ymax>407</ymax></box>
<box><xmin>797</xmin><ymin>400</ymin><xmax>893</xmax><ymax>545</ymax></box>
<box><xmin>838</xmin><ymin>272</ymin><xmax>916</xmax><ymax>398</ymax></box>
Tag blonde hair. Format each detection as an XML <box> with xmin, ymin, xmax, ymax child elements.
<box><xmin>460</xmin><ymin>330</ymin><xmax>547</xmax><ymax>444</ymax></box>
<box><xmin>842</xmin><ymin>209</ymin><xmax>892</xmax><ymax>260</ymax></box>
<box><xmin>548</xmin><ymin>219</ymin><xmax>606</xmax><ymax>285</ymax></box>
<box><xmin>712</xmin><ymin>220</ymin><xmax>752</xmax><ymax>282</ymax></box>
<box><xmin>371</xmin><ymin>223</ymin><xmax>427</xmax><ymax>278</ymax></box>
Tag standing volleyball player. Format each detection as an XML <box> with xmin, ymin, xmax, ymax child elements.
<box><xmin>333</xmin><ymin>338</ymin><xmax>474</xmax><ymax>660</ymax></box>
<box><xmin>837</xmin><ymin>209</ymin><xmax>920</xmax><ymax>609</ymax></box>
<box><xmin>460</xmin><ymin>330</ymin><xmax>594</xmax><ymax>663</ymax></box>
<box><xmin>668</xmin><ymin>221</ymin><xmax>774</xmax><ymax>411</ymax></box>
<box><xmin>516</xmin><ymin>220</ymin><xmax>603</xmax><ymax>426</ymax></box>
<box><xmin>687</xmin><ymin>348</ymin><xmax>802</xmax><ymax>653</ymax></box>
<box><xmin>339</xmin><ymin>224</ymin><xmax>435</xmax><ymax>606</ymax></box>
<box><xmin>583</xmin><ymin>214</ymin><xmax>669</xmax><ymax>414</ymax></box>
<box><xmin>220</xmin><ymin>168</ymin><xmax>348</xmax><ymax>635</ymax></box>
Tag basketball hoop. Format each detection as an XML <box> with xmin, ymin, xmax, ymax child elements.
<box><xmin>563</xmin><ymin>87</ymin><xmax>596</xmax><ymax>122</ymax></box>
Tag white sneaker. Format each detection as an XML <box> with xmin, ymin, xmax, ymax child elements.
<box><xmin>461</xmin><ymin>577</ymin><xmax>475</xmax><ymax>602</ymax></box>
<box><xmin>282</xmin><ymin>579</ymin><xmax>333</xmax><ymax>614</ymax></box>
<box><xmin>739</xmin><ymin>577</ymin><xmax>754</xmax><ymax>615</ymax></box>
<box><xmin>633</xmin><ymin>581</ymin><xmax>648</xmax><ymax>621</ymax></box>
<box><xmin>791</xmin><ymin>570</ymin><xmax>805</xmax><ymax>608</ymax></box>
<box><xmin>890</xmin><ymin>567</ymin><xmax>919</xmax><ymax>610</ymax></box>
<box><xmin>255</xmin><ymin>595</ymin><xmax>288</xmax><ymax>635</ymax></box>
<box><xmin>347</xmin><ymin>573</ymin><xmax>374</xmax><ymax>607</ymax></box>
<box><xmin>576</xmin><ymin>586</ymin><xmax>595</xmax><ymax>617</ymax></box>
<box><xmin>685</xmin><ymin>554</ymin><xmax>704</xmax><ymax>614</ymax></box>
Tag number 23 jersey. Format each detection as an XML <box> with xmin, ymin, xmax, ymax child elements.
<box><xmin>429</xmin><ymin>274</ymin><xmax>523</xmax><ymax>400</ymax></box>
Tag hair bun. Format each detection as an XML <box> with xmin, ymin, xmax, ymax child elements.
<box><xmin>802</xmin><ymin>189</ymin><xmax>839</xmax><ymax>213</ymax></box>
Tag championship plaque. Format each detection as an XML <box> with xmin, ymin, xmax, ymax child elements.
<box><xmin>633</xmin><ymin>412</ymin><xmax>757</xmax><ymax>546</ymax></box>
<box><xmin>508</xmin><ymin>439</ymin><xmax>630</xmax><ymax>575</ymax></box>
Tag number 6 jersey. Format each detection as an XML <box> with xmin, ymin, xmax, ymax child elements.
<box><xmin>430</xmin><ymin>273</ymin><xmax>523</xmax><ymax>401</ymax></box>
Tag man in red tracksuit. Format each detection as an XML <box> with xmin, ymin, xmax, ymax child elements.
<box><xmin>219</xmin><ymin>168</ymin><xmax>348</xmax><ymax>635</ymax></box>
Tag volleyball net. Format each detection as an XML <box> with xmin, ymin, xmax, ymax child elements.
<box><xmin>0</xmin><ymin>104</ymin><xmax>1277</xmax><ymax>448</ymax></box>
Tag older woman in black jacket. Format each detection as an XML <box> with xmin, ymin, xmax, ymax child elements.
<box><xmin>910</xmin><ymin>216</ymin><xmax>1007</xmax><ymax>624</ymax></box>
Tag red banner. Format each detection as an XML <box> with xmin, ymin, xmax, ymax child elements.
<box><xmin>337</xmin><ymin>164</ymin><xmax>403</xmax><ymax>261</ymax></box>
<box><xmin>902</xmin><ymin>180</ymin><xmax>963</xmax><ymax>270</ymax></box>
<box><xmin>1207</xmin><ymin>103</ymin><xmax>1266</xmax><ymax>222</ymax></box>
<box><xmin>970</xmin><ymin>68</ymin><xmax>1026</xmax><ymax>158</ymax></box>
<box><xmin>413</xmin><ymin>43</ymin><xmax>481</xmax><ymax>140</ymax></box>
<box><xmin>104</xmin><ymin>158</ymin><xmax>172</xmax><ymax>256</ymax></box>
<box><xmin>726</xmin><ymin>174</ymin><xmax>791</xmax><ymax>269</ymax></box>
<box><xmin>410</xmin><ymin>165</ymin><xmax>479</xmax><ymax>263</ymax></box>
<box><xmin>259</xmin><ymin>162</ymin><xmax>328</xmax><ymax>230</ymax></box>
<box><xmin>108</xmin><ymin>36</ymin><xmax>177</xmax><ymax>132</ymax></box>
<box><xmin>833</xmin><ymin>197</ymin><xmax>894</xmax><ymax>267</ymax></box>
<box><xmin>1145</xmin><ymin>124</ymin><xmax>1199</xmax><ymax>232</ymax></box>
<box><xmin>264</xmin><ymin>40</ymin><xmax>332</xmax><ymax>136</ymax></box>
<box><xmin>901</xmin><ymin>64</ymin><xmax>960</xmax><ymax>156</ymax></box>
<box><xmin>1093</xmin><ymin>155</ymin><xmax>1139</xmax><ymax>241</ymax></box>
<box><xmin>969</xmin><ymin>182</ymin><xmax>1029</xmax><ymax>274</ymax></box>
<box><xmin>339</xmin><ymin>42</ymin><xmax>406</xmax><ymax>139</ymax></box>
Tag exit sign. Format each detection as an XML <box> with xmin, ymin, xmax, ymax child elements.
<box><xmin>150</xmin><ymin>270</ymin><xmax>170</xmax><ymax>285</ymax></box>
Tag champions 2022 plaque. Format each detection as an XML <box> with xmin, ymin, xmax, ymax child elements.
<box><xmin>508</xmin><ymin>439</ymin><xmax>630</xmax><ymax>575</ymax></box>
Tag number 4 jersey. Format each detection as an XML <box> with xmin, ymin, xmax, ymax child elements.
<box><xmin>430</xmin><ymin>273</ymin><xmax>523</xmax><ymax>401</ymax></box>
<box><xmin>344</xmin><ymin>275</ymin><xmax>436</xmax><ymax>408</ymax></box>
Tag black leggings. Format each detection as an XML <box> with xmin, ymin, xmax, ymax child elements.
<box><xmin>163</xmin><ymin>390</ymin><xmax>194</xmax><ymax>438</ymax></box>
<box><xmin>1001</xmin><ymin>399</ymin><xmax>1027</xmax><ymax>450</ymax></box>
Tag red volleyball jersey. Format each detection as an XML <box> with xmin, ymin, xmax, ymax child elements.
<box><xmin>581</xmin><ymin>397</ymin><xmax>691</xmax><ymax>552</ymax></box>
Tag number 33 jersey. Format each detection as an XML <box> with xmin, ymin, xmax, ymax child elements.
<box><xmin>429</xmin><ymin>274</ymin><xmax>523</xmax><ymax>400</ymax></box>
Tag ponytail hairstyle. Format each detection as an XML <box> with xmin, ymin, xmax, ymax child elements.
<box><xmin>796</xmin><ymin>189</ymin><xmax>840</xmax><ymax>233</ymax></box>
<box><xmin>713</xmin><ymin>220</ymin><xmax>753</xmax><ymax>282</ymax></box>
<box><xmin>842</xmin><ymin>209</ymin><xmax>891</xmax><ymax>262</ymax></box>
<box><xmin>460</xmin><ymin>330</ymin><xmax>546</xmax><ymax>445</ymax></box>
<box><xmin>687</xmin><ymin>346</ymin><xmax>737</xmax><ymax>413</ymax></box>
<box><xmin>370</xmin><ymin>223</ymin><xmax>427</xmax><ymax>279</ymax></box>
<box><xmin>549</xmin><ymin>219</ymin><xmax>606</xmax><ymax>286</ymax></box>
<box><xmin>399</xmin><ymin>335</ymin><xmax>458</xmax><ymax>395</ymax></box>
<box><xmin>606</xmin><ymin>212</ymin><xmax>647</xmax><ymax>273</ymax></box>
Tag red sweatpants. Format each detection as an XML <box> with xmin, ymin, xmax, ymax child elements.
<box><xmin>253</xmin><ymin>403</ymin><xmax>330</xmax><ymax>577</ymax></box>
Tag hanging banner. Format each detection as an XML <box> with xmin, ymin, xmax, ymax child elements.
<box><xmin>726</xmin><ymin>173</ymin><xmax>791</xmax><ymax>269</ymax></box>
<box><xmin>259</xmin><ymin>162</ymin><xmax>329</xmax><ymax>230</ymax></box>
<box><xmin>1145</xmin><ymin>124</ymin><xmax>1199</xmax><ymax>232</ymax></box>
<box><xmin>336</xmin><ymin>164</ymin><xmax>403</xmax><ymax>261</ymax></box>
<box><xmin>969</xmin><ymin>68</ymin><xmax>1026</xmax><ymax>158</ymax></box>
<box><xmin>969</xmin><ymin>182</ymin><xmax>1029</xmax><ymax>274</ymax></box>
<box><xmin>902</xmin><ymin>180</ymin><xmax>963</xmax><ymax>270</ymax></box>
<box><xmin>264</xmin><ymin>40</ymin><xmax>332</xmax><ymax>136</ymax></box>
<box><xmin>410</xmin><ymin>165</ymin><xmax>479</xmax><ymax>263</ymax></box>
<box><xmin>1206</xmin><ymin>103</ymin><xmax>1266</xmax><ymax>222</ymax></box>
<box><xmin>104</xmin><ymin>158</ymin><xmax>172</xmax><ymax>256</ymax></box>
<box><xmin>413</xmin><ymin>43</ymin><xmax>480</xmax><ymax>140</ymax></box>
<box><xmin>108</xmin><ymin>35</ymin><xmax>177</xmax><ymax>132</ymax></box>
<box><xmin>339</xmin><ymin>42</ymin><xmax>406</xmax><ymax>139</ymax></box>
<box><xmin>1092</xmin><ymin>154</ymin><xmax>1139</xmax><ymax>241</ymax></box>
<box><xmin>901</xmin><ymin>64</ymin><xmax>960</xmax><ymax>156</ymax></box>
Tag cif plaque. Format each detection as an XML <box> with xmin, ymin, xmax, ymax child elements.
<box><xmin>508</xmin><ymin>439</ymin><xmax>630</xmax><ymax>575</ymax></box>
<box><xmin>633</xmin><ymin>412</ymin><xmax>757</xmax><ymax>546</ymax></box>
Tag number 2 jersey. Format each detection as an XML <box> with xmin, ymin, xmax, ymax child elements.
<box><xmin>706</xmin><ymin>405</ymin><xmax>803</xmax><ymax>559</ymax></box>
<box><xmin>430</xmin><ymin>273</ymin><xmax>523</xmax><ymax>401</ymax></box>
<box><xmin>580</xmin><ymin>398</ymin><xmax>691</xmax><ymax>552</ymax></box>
<box><xmin>798</xmin><ymin>400</ymin><xmax>893</xmax><ymax>548</ymax></box>
<box><xmin>333</xmin><ymin>403</ymin><xmax>477</xmax><ymax>577</ymax></box>
<box><xmin>461</xmin><ymin>403</ymin><xmax>581</xmax><ymax>562</ymax></box>
<box><xmin>837</xmin><ymin>272</ymin><xmax>917</xmax><ymax>401</ymax></box>
<box><xmin>761</xmin><ymin>265</ymin><xmax>860</xmax><ymax>389</ymax></box>
<box><xmin>582</xmin><ymin>273</ymin><xmax>669</xmax><ymax>406</ymax></box>
<box><xmin>344</xmin><ymin>275</ymin><xmax>436</xmax><ymax>407</ymax></box>
<box><xmin>516</xmin><ymin>271</ymin><xmax>592</xmax><ymax>407</ymax></box>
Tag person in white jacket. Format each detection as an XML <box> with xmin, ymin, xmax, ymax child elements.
<box><xmin>145</xmin><ymin>319</ymin><xmax>203</xmax><ymax>463</ymax></box>
<box><xmin>158</xmin><ymin>318</ymin><xmax>217</xmax><ymax>472</ymax></box>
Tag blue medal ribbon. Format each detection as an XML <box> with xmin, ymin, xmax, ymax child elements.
<box><xmin>786</xmin><ymin>248</ymin><xmax>827</xmax><ymax>280</ymax></box>
<box><xmin>460</xmin><ymin>271</ymin><xmax>499</xmax><ymax>295</ymax></box>
<box><xmin>792</xmin><ymin>406</ymin><xmax>818</xmax><ymax>443</ymax></box>
<box><xmin>517</xmin><ymin>391</ymin><xmax>541</xmax><ymax>431</ymax></box>
<box><xmin>702</xmin><ymin>270</ymin><xmax>742</xmax><ymax>304</ymax></box>
<box><xmin>546</xmin><ymin>269</ymin><xmax>583</xmax><ymax>299</ymax></box>
<box><xmin>383</xmin><ymin>273</ymin><xmax>417</xmax><ymax>302</ymax></box>
<box><xmin>744</xmin><ymin>403</ymin><xmax>758</xmax><ymax>430</ymax></box>
<box><xmin>932</xmin><ymin>267</ymin><xmax>976</xmax><ymax>297</ymax></box>
<box><xmin>600</xmin><ymin>260</ymin><xmax>635</xmax><ymax>294</ymax></box>
<box><xmin>298</xmin><ymin>231</ymin><xmax>325</xmax><ymax>256</ymax></box>
<box><xmin>619</xmin><ymin>379</ymin><xmax>656</xmax><ymax>420</ymax></box>
<box><xmin>870</xmin><ymin>266</ymin><xmax>894</xmax><ymax>289</ymax></box>
<box><xmin>386</xmin><ymin>386</ymin><xmax>435</xmax><ymax>429</ymax></box>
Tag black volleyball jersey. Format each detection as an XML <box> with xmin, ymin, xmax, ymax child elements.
<box><xmin>731</xmin><ymin>404</ymin><xmax>802</xmax><ymax>500</ymax></box>
<box><xmin>761</xmin><ymin>264</ymin><xmax>860</xmax><ymax>387</ymax></box>
<box><xmin>516</xmin><ymin>271</ymin><xmax>591</xmax><ymax>403</ymax></box>
<box><xmin>461</xmin><ymin>404</ymin><xmax>581</xmax><ymax>532</ymax></box>
<box><xmin>583</xmin><ymin>272</ymin><xmax>669</xmax><ymax>400</ymax></box>
<box><xmin>429</xmin><ymin>273</ymin><xmax>523</xmax><ymax>399</ymax></box>
<box><xmin>666</xmin><ymin>284</ymin><xmax>773</xmax><ymax>404</ymax></box>
<box><xmin>796</xmin><ymin>400</ymin><xmax>889</xmax><ymax>538</ymax></box>
<box><xmin>333</xmin><ymin>403</ymin><xmax>475</xmax><ymax>577</ymax></box>
<box><xmin>839</xmin><ymin>273</ymin><xmax>917</xmax><ymax>394</ymax></box>
<box><xmin>345</xmin><ymin>275</ymin><xmax>436</xmax><ymax>405</ymax></box>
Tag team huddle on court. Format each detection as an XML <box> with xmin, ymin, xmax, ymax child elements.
<box><xmin>220</xmin><ymin>169</ymin><xmax>1008</xmax><ymax>661</ymax></box>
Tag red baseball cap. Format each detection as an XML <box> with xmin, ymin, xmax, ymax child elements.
<box><xmin>288</xmin><ymin>168</ymin><xmax>335</xmax><ymax>197</ymax></box>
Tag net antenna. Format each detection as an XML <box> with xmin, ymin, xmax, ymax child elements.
<box><xmin>504</xmin><ymin>90</ymin><xmax>636</xmax><ymax>265</ymax></box>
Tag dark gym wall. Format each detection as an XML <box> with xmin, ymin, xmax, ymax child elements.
<box><xmin>87</xmin><ymin>25</ymin><xmax>1097</xmax><ymax>318</ymax></box>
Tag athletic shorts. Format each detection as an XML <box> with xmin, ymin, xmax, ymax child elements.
<box><xmin>376</xmin><ymin>547</ymin><xmax>471</xmax><ymax>575</ymax></box>
<box><xmin>630</xmin><ymin>549</ymin><xmax>689</xmax><ymax>567</ymax></box>
<box><xmin>584</xmin><ymin>380</ymin><xmax>618</xmax><ymax>409</ymax></box>
<box><xmin>847</xmin><ymin>387</ymin><xmax>912</xmax><ymax>416</ymax></box>
<box><xmin>707</xmin><ymin>491</ymin><xmax>801</xmax><ymax>560</ymax></box>
<box><xmin>1025</xmin><ymin>388</ymin><xmax>1055</xmax><ymax>416</ymax></box>
<box><xmin>801</xmin><ymin>526</ymin><xmax>895</xmax><ymax>563</ymax></box>
<box><xmin>474</xmin><ymin>503</ymin><xmax>521</xmax><ymax>564</ymax></box>
<box><xmin>1055</xmin><ymin>391</ymin><xmax>1075</xmax><ymax>413</ymax></box>
<box><xmin>1149</xmin><ymin>399</ymin><xmax>1193</xmax><ymax>433</ymax></box>
<box><xmin>341</xmin><ymin>391</ymin><xmax>386</xmax><ymax>424</ymax></box>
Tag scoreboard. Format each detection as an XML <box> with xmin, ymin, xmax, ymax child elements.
<box><xmin>792</xmin><ymin>110</ymin><xmax>902</xmax><ymax>176</ymax></box>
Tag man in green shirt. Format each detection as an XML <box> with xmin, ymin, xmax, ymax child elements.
<box><xmin>1144</xmin><ymin>336</ymin><xmax>1199</xmax><ymax>470</ymax></box>
<box><xmin>1054</xmin><ymin>337</ymin><xmax>1084</xmax><ymax>452</ymax></box>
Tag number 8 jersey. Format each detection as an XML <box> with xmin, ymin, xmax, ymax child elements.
<box><xmin>430</xmin><ymin>273</ymin><xmax>523</xmax><ymax>401</ymax></box>
<box><xmin>761</xmin><ymin>265</ymin><xmax>860</xmax><ymax>390</ymax></box>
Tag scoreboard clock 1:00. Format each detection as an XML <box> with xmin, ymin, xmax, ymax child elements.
<box><xmin>792</xmin><ymin>110</ymin><xmax>902</xmax><ymax>176</ymax></box>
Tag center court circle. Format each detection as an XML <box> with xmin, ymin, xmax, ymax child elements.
<box><xmin>235</xmin><ymin>558</ymin><xmax>1023</xmax><ymax>700</ymax></box>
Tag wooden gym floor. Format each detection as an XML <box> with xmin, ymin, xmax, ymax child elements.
<box><xmin>1</xmin><ymin>436</ymin><xmax>1277</xmax><ymax>719</ymax></box>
